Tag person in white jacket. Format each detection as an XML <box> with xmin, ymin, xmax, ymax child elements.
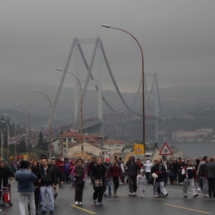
<box><xmin>137</xmin><ymin>170</ymin><xmax>147</xmax><ymax>197</ymax></box>
<box><xmin>144</xmin><ymin>160</ymin><xmax>153</xmax><ymax>183</ymax></box>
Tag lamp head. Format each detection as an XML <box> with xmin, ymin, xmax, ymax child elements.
<box><xmin>4</xmin><ymin>113</ymin><xmax>8</xmax><ymax>116</ymax></box>
<box><xmin>56</xmin><ymin>68</ymin><xmax>63</xmax><ymax>72</ymax></box>
<box><xmin>32</xmin><ymin>89</ymin><xmax>37</xmax><ymax>92</ymax></box>
<box><xmin>101</xmin><ymin>24</ymin><xmax>111</xmax><ymax>28</ymax></box>
<box><xmin>16</xmin><ymin>104</ymin><xmax>20</xmax><ymax>107</ymax></box>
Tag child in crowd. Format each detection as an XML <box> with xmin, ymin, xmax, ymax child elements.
<box><xmin>0</xmin><ymin>184</ymin><xmax>12</xmax><ymax>205</ymax></box>
<box><xmin>137</xmin><ymin>170</ymin><xmax>147</xmax><ymax>198</ymax></box>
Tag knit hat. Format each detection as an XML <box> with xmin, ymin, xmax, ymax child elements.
<box><xmin>106</xmin><ymin>158</ymin><xmax>110</xmax><ymax>162</ymax></box>
<box><xmin>141</xmin><ymin>169</ymin><xmax>145</xmax><ymax>173</ymax></box>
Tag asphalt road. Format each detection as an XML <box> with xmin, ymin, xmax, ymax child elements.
<box><xmin>1</xmin><ymin>180</ymin><xmax>215</xmax><ymax>215</ymax></box>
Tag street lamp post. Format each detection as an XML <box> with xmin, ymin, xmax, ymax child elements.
<box><xmin>102</xmin><ymin>24</ymin><xmax>146</xmax><ymax>157</ymax></box>
<box><xmin>56</xmin><ymin>68</ymin><xmax>84</xmax><ymax>157</ymax></box>
<box><xmin>32</xmin><ymin>89</ymin><xmax>53</xmax><ymax>159</ymax></box>
<box><xmin>16</xmin><ymin>104</ymin><xmax>31</xmax><ymax>158</ymax></box>
<box><xmin>0</xmin><ymin>120</ymin><xmax>10</xmax><ymax>160</ymax></box>
<box><xmin>0</xmin><ymin>129</ymin><xmax>3</xmax><ymax>160</ymax></box>
<box><xmin>4</xmin><ymin>114</ymin><xmax>17</xmax><ymax>160</ymax></box>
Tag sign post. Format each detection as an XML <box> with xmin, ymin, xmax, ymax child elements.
<box><xmin>159</xmin><ymin>143</ymin><xmax>173</xmax><ymax>155</ymax></box>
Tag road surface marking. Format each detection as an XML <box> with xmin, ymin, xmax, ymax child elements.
<box><xmin>70</xmin><ymin>204</ymin><xmax>96</xmax><ymax>214</ymax></box>
<box><xmin>164</xmin><ymin>203</ymin><xmax>212</xmax><ymax>214</ymax></box>
<box><xmin>167</xmin><ymin>188</ymin><xmax>193</xmax><ymax>194</ymax></box>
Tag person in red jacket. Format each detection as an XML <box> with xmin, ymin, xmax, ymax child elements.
<box><xmin>56</xmin><ymin>157</ymin><xmax>65</xmax><ymax>186</ymax></box>
<box><xmin>107</xmin><ymin>159</ymin><xmax>122</xmax><ymax>197</ymax></box>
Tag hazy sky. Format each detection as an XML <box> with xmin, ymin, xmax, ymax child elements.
<box><xmin>0</xmin><ymin>0</ymin><xmax>215</xmax><ymax>92</ymax></box>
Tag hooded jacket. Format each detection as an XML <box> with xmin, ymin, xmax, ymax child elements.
<box><xmin>0</xmin><ymin>165</ymin><xmax>13</xmax><ymax>186</ymax></box>
<box><xmin>107</xmin><ymin>164</ymin><xmax>122</xmax><ymax>179</ymax></box>
<box><xmin>144</xmin><ymin>160</ymin><xmax>153</xmax><ymax>173</ymax></box>
<box><xmin>125</xmin><ymin>156</ymin><xmax>140</xmax><ymax>177</ymax></box>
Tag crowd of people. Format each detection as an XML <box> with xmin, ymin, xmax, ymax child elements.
<box><xmin>0</xmin><ymin>155</ymin><xmax>215</xmax><ymax>215</ymax></box>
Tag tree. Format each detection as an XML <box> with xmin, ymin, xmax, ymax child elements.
<box><xmin>19</xmin><ymin>138</ymin><xmax>26</xmax><ymax>153</ymax></box>
<box><xmin>37</xmin><ymin>132</ymin><xmax>48</xmax><ymax>151</ymax></box>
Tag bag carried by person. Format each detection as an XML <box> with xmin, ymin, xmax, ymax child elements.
<box><xmin>95</xmin><ymin>179</ymin><xmax>103</xmax><ymax>187</ymax></box>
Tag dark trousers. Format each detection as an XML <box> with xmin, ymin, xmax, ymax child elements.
<box><xmin>112</xmin><ymin>177</ymin><xmax>119</xmax><ymax>193</ymax></box>
<box><xmin>128</xmin><ymin>176</ymin><xmax>137</xmax><ymax>193</ymax></box>
<box><xmin>208</xmin><ymin>178</ymin><xmax>215</xmax><ymax>197</ymax></box>
<box><xmin>75</xmin><ymin>180</ymin><xmax>85</xmax><ymax>202</ymax></box>
<box><xmin>93</xmin><ymin>187</ymin><xmax>103</xmax><ymax>203</ymax></box>
<box><xmin>145</xmin><ymin>173</ymin><xmax>151</xmax><ymax>182</ymax></box>
<box><xmin>64</xmin><ymin>173</ymin><xmax>70</xmax><ymax>183</ymax></box>
<box><xmin>28</xmin><ymin>187</ymin><xmax>40</xmax><ymax>212</ymax></box>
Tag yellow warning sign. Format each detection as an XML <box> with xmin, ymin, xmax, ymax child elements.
<box><xmin>134</xmin><ymin>144</ymin><xmax>144</xmax><ymax>155</ymax></box>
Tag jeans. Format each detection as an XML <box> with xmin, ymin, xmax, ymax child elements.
<box><xmin>40</xmin><ymin>186</ymin><xmax>54</xmax><ymax>212</ymax></box>
<box><xmin>19</xmin><ymin>191</ymin><xmax>35</xmax><ymax>215</ymax></box>
<box><xmin>128</xmin><ymin>176</ymin><xmax>137</xmax><ymax>193</ymax></box>
<box><xmin>113</xmin><ymin>177</ymin><xmax>119</xmax><ymax>194</ymax></box>
<box><xmin>104</xmin><ymin>181</ymin><xmax>112</xmax><ymax>194</ymax></box>
<box><xmin>183</xmin><ymin>178</ymin><xmax>197</xmax><ymax>196</ymax></box>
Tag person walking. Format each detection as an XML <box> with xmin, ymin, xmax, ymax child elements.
<box><xmin>28</xmin><ymin>159</ymin><xmax>41</xmax><ymax>215</ymax></box>
<box><xmin>107</xmin><ymin>159</ymin><xmax>122</xmax><ymax>196</ymax></box>
<box><xmin>151</xmin><ymin>159</ymin><xmax>168</xmax><ymax>198</ymax></box>
<box><xmin>137</xmin><ymin>170</ymin><xmax>147</xmax><ymax>197</ymax></box>
<box><xmin>56</xmin><ymin>157</ymin><xmax>64</xmax><ymax>186</ymax></box>
<box><xmin>15</xmin><ymin>160</ymin><xmax>37</xmax><ymax>215</ymax></box>
<box><xmin>71</xmin><ymin>159</ymin><xmax>86</xmax><ymax>205</ymax></box>
<box><xmin>50</xmin><ymin>158</ymin><xmax>63</xmax><ymax>205</ymax></box>
<box><xmin>205</xmin><ymin>158</ymin><xmax>215</xmax><ymax>197</ymax></box>
<box><xmin>92</xmin><ymin>158</ymin><xmax>106</xmax><ymax>205</ymax></box>
<box><xmin>197</xmin><ymin>156</ymin><xmax>209</xmax><ymax>197</ymax></box>
<box><xmin>125</xmin><ymin>156</ymin><xmax>140</xmax><ymax>196</ymax></box>
<box><xmin>0</xmin><ymin>161</ymin><xmax>13</xmax><ymax>200</ymax></box>
<box><xmin>39</xmin><ymin>158</ymin><xmax>57</xmax><ymax>214</ymax></box>
<box><xmin>182</xmin><ymin>160</ymin><xmax>198</xmax><ymax>198</ymax></box>
<box><xmin>64</xmin><ymin>158</ymin><xmax>70</xmax><ymax>184</ymax></box>
<box><xmin>144</xmin><ymin>160</ymin><xmax>153</xmax><ymax>183</ymax></box>
<box><xmin>103</xmin><ymin>158</ymin><xmax>112</xmax><ymax>195</ymax></box>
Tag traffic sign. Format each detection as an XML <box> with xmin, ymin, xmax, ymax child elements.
<box><xmin>134</xmin><ymin>144</ymin><xmax>144</xmax><ymax>155</ymax></box>
<box><xmin>159</xmin><ymin>143</ymin><xmax>173</xmax><ymax>155</ymax></box>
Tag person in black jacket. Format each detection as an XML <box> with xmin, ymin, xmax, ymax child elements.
<box><xmin>0</xmin><ymin>161</ymin><xmax>13</xmax><ymax>200</ymax></box>
<box><xmin>151</xmin><ymin>159</ymin><xmax>168</xmax><ymax>198</ymax></box>
<box><xmin>51</xmin><ymin>158</ymin><xmax>64</xmax><ymax>204</ymax></box>
<box><xmin>28</xmin><ymin>159</ymin><xmax>41</xmax><ymax>215</ymax></box>
<box><xmin>125</xmin><ymin>156</ymin><xmax>140</xmax><ymax>196</ymax></box>
<box><xmin>92</xmin><ymin>158</ymin><xmax>106</xmax><ymax>205</ymax></box>
<box><xmin>39</xmin><ymin>158</ymin><xmax>57</xmax><ymax>214</ymax></box>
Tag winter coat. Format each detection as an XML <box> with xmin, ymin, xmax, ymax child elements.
<box><xmin>53</xmin><ymin>165</ymin><xmax>63</xmax><ymax>182</ymax></box>
<box><xmin>107</xmin><ymin>164</ymin><xmax>122</xmax><ymax>179</ymax></box>
<box><xmin>31</xmin><ymin>166</ymin><xmax>41</xmax><ymax>186</ymax></box>
<box><xmin>56</xmin><ymin>160</ymin><xmax>64</xmax><ymax>173</ymax></box>
<box><xmin>15</xmin><ymin>169</ymin><xmax>37</xmax><ymax>192</ymax></box>
<box><xmin>92</xmin><ymin>164</ymin><xmax>106</xmax><ymax>180</ymax></box>
<box><xmin>0</xmin><ymin>166</ymin><xmax>13</xmax><ymax>186</ymax></box>
<box><xmin>103</xmin><ymin>162</ymin><xmax>111</xmax><ymax>181</ymax></box>
<box><xmin>71</xmin><ymin>165</ymin><xmax>86</xmax><ymax>180</ymax></box>
<box><xmin>39</xmin><ymin>165</ymin><xmax>58</xmax><ymax>186</ymax></box>
<box><xmin>144</xmin><ymin>160</ymin><xmax>153</xmax><ymax>173</ymax></box>
<box><xmin>151</xmin><ymin>164</ymin><xmax>166</xmax><ymax>182</ymax></box>
<box><xmin>125</xmin><ymin>161</ymin><xmax>140</xmax><ymax>177</ymax></box>
<box><xmin>182</xmin><ymin>166</ymin><xmax>196</xmax><ymax>179</ymax></box>
<box><xmin>205</xmin><ymin>162</ymin><xmax>215</xmax><ymax>178</ymax></box>
<box><xmin>137</xmin><ymin>174</ymin><xmax>147</xmax><ymax>186</ymax></box>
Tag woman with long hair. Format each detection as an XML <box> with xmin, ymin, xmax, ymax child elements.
<box><xmin>71</xmin><ymin>159</ymin><xmax>86</xmax><ymax>205</ymax></box>
<box><xmin>92</xmin><ymin>158</ymin><xmax>106</xmax><ymax>205</ymax></box>
<box><xmin>29</xmin><ymin>159</ymin><xmax>40</xmax><ymax>215</ymax></box>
